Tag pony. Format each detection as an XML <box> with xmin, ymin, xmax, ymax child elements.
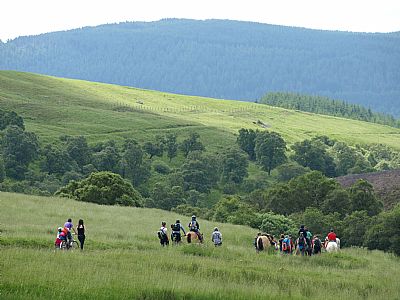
<box><xmin>186</xmin><ymin>231</ymin><xmax>203</xmax><ymax>244</ymax></box>
<box><xmin>324</xmin><ymin>237</ymin><xmax>340</xmax><ymax>253</ymax></box>
<box><xmin>255</xmin><ymin>234</ymin><xmax>277</xmax><ymax>253</ymax></box>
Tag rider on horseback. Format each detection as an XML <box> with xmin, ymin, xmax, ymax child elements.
<box><xmin>188</xmin><ymin>215</ymin><xmax>203</xmax><ymax>242</ymax></box>
<box><xmin>325</xmin><ymin>228</ymin><xmax>337</xmax><ymax>248</ymax></box>
<box><xmin>171</xmin><ymin>219</ymin><xmax>186</xmax><ymax>243</ymax></box>
<box><xmin>327</xmin><ymin>228</ymin><xmax>337</xmax><ymax>242</ymax></box>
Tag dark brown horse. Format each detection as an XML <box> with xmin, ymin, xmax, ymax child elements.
<box><xmin>186</xmin><ymin>231</ymin><xmax>203</xmax><ymax>244</ymax></box>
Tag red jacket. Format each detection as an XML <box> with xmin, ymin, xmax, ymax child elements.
<box><xmin>327</xmin><ymin>232</ymin><xmax>337</xmax><ymax>241</ymax></box>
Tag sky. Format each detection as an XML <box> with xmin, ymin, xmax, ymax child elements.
<box><xmin>1</xmin><ymin>0</ymin><xmax>400</xmax><ymax>41</ymax></box>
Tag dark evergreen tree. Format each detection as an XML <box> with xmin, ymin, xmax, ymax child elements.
<box><xmin>260</xmin><ymin>92</ymin><xmax>400</xmax><ymax>127</ymax></box>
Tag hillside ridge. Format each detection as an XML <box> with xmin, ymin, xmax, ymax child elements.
<box><xmin>1</xmin><ymin>71</ymin><xmax>400</xmax><ymax>150</ymax></box>
<box><xmin>1</xmin><ymin>19</ymin><xmax>399</xmax><ymax>116</ymax></box>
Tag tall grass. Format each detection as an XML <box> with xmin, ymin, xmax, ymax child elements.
<box><xmin>1</xmin><ymin>192</ymin><xmax>400</xmax><ymax>299</ymax></box>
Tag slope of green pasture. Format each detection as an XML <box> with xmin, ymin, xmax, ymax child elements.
<box><xmin>1</xmin><ymin>192</ymin><xmax>400</xmax><ymax>299</ymax></box>
<box><xmin>1</xmin><ymin>71</ymin><xmax>400</xmax><ymax>150</ymax></box>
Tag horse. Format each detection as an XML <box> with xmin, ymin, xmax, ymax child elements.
<box><xmin>186</xmin><ymin>231</ymin><xmax>203</xmax><ymax>244</ymax></box>
<box><xmin>325</xmin><ymin>241</ymin><xmax>339</xmax><ymax>253</ymax></box>
<box><xmin>255</xmin><ymin>234</ymin><xmax>277</xmax><ymax>253</ymax></box>
<box><xmin>324</xmin><ymin>237</ymin><xmax>340</xmax><ymax>253</ymax></box>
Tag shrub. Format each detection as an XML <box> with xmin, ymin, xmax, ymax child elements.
<box><xmin>259</xmin><ymin>212</ymin><xmax>297</xmax><ymax>236</ymax></box>
<box><xmin>364</xmin><ymin>203</ymin><xmax>400</xmax><ymax>256</ymax></box>
<box><xmin>56</xmin><ymin>171</ymin><xmax>143</xmax><ymax>207</ymax></box>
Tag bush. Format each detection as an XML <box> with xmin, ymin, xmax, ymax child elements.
<box><xmin>290</xmin><ymin>207</ymin><xmax>342</xmax><ymax>237</ymax></box>
<box><xmin>364</xmin><ymin>204</ymin><xmax>400</xmax><ymax>256</ymax></box>
<box><xmin>259</xmin><ymin>212</ymin><xmax>297</xmax><ymax>236</ymax></box>
<box><xmin>171</xmin><ymin>204</ymin><xmax>211</xmax><ymax>220</ymax></box>
<box><xmin>56</xmin><ymin>171</ymin><xmax>143</xmax><ymax>207</ymax></box>
<box><xmin>340</xmin><ymin>210</ymin><xmax>371</xmax><ymax>247</ymax></box>
<box><xmin>212</xmin><ymin>196</ymin><xmax>258</xmax><ymax>227</ymax></box>
<box><xmin>272</xmin><ymin>162</ymin><xmax>310</xmax><ymax>182</ymax></box>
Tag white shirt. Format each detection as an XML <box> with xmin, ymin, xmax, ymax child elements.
<box><xmin>160</xmin><ymin>227</ymin><xmax>167</xmax><ymax>235</ymax></box>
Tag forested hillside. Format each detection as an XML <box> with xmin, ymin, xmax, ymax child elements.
<box><xmin>1</xmin><ymin>19</ymin><xmax>399</xmax><ymax>116</ymax></box>
<box><xmin>260</xmin><ymin>92</ymin><xmax>400</xmax><ymax>128</ymax></box>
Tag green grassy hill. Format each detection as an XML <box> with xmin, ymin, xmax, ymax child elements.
<box><xmin>1</xmin><ymin>71</ymin><xmax>400</xmax><ymax>150</ymax></box>
<box><xmin>1</xmin><ymin>192</ymin><xmax>400</xmax><ymax>299</ymax></box>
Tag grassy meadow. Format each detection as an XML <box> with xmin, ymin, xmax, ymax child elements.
<box><xmin>1</xmin><ymin>192</ymin><xmax>400</xmax><ymax>299</ymax></box>
<box><xmin>1</xmin><ymin>71</ymin><xmax>400</xmax><ymax>150</ymax></box>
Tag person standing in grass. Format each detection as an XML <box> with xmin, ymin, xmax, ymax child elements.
<box><xmin>312</xmin><ymin>235</ymin><xmax>322</xmax><ymax>255</ymax></box>
<box><xmin>296</xmin><ymin>233</ymin><xmax>307</xmax><ymax>256</ymax></box>
<box><xmin>171</xmin><ymin>219</ymin><xmax>186</xmax><ymax>243</ymax></box>
<box><xmin>305</xmin><ymin>227</ymin><xmax>313</xmax><ymax>256</ymax></box>
<box><xmin>211</xmin><ymin>227</ymin><xmax>222</xmax><ymax>246</ymax></box>
<box><xmin>289</xmin><ymin>235</ymin><xmax>295</xmax><ymax>254</ymax></box>
<box><xmin>76</xmin><ymin>219</ymin><xmax>85</xmax><ymax>250</ymax></box>
<box><xmin>158</xmin><ymin>221</ymin><xmax>169</xmax><ymax>246</ymax></box>
<box><xmin>282</xmin><ymin>235</ymin><xmax>292</xmax><ymax>255</ymax></box>
<box><xmin>278</xmin><ymin>234</ymin><xmax>285</xmax><ymax>253</ymax></box>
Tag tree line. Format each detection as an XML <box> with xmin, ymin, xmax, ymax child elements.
<box><xmin>1</xmin><ymin>108</ymin><xmax>399</xmax><ymax>255</ymax></box>
<box><xmin>259</xmin><ymin>92</ymin><xmax>400</xmax><ymax>128</ymax></box>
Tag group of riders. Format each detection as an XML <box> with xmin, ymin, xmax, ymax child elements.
<box><xmin>158</xmin><ymin>216</ymin><xmax>339</xmax><ymax>255</ymax></box>
<box><xmin>157</xmin><ymin>215</ymin><xmax>222</xmax><ymax>246</ymax></box>
<box><xmin>55</xmin><ymin>217</ymin><xmax>338</xmax><ymax>255</ymax></box>
<box><xmin>255</xmin><ymin>225</ymin><xmax>340</xmax><ymax>255</ymax></box>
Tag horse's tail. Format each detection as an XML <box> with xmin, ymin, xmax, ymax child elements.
<box><xmin>187</xmin><ymin>233</ymin><xmax>192</xmax><ymax>244</ymax></box>
<box><xmin>257</xmin><ymin>237</ymin><xmax>264</xmax><ymax>251</ymax></box>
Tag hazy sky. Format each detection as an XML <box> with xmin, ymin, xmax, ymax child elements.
<box><xmin>1</xmin><ymin>0</ymin><xmax>400</xmax><ymax>41</ymax></box>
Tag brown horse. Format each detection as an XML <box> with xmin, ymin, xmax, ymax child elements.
<box><xmin>256</xmin><ymin>234</ymin><xmax>277</xmax><ymax>253</ymax></box>
<box><xmin>186</xmin><ymin>231</ymin><xmax>203</xmax><ymax>244</ymax></box>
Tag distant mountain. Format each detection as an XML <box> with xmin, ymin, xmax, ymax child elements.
<box><xmin>1</xmin><ymin>19</ymin><xmax>399</xmax><ymax>116</ymax></box>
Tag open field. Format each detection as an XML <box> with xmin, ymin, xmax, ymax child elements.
<box><xmin>1</xmin><ymin>192</ymin><xmax>400</xmax><ymax>299</ymax></box>
<box><xmin>1</xmin><ymin>71</ymin><xmax>400</xmax><ymax>150</ymax></box>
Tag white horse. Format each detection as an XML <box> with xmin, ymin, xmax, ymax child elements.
<box><xmin>325</xmin><ymin>237</ymin><xmax>340</xmax><ymax>253</ymax></box>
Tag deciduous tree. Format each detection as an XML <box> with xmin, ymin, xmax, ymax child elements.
<box><xmin>254</xmin><ymin>131</ymin><xmax>286</xmax><ymax>175</ymax></box>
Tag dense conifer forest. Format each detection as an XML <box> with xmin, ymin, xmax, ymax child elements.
<box><xmin>259</xmin><ymin>92</ymin><xmax>400</xmax><ymax>127</ymax></box>
<box><xmin>1</xmin><ymin>19</ymin><xmax>399</xmax><ymax>116</ymax></box>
